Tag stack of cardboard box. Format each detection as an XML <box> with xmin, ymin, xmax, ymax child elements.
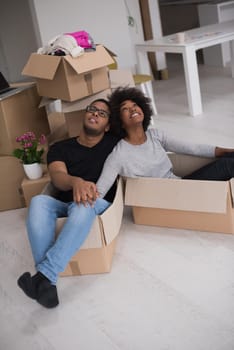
<box><xmin>0</xmin><ymin>82</ymin><xmax>50</xmax><ymax>211</ymax></box>
<box><xmin>20</xmin><ymin>45</ymin><xmax>126</xmax><ymax>275</ymax></box>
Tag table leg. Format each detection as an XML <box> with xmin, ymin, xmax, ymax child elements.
<box><xmin>182</xmin><ymin>47</ymin><xmax>202</xmax><ymax>117</ymax></box>
<box><xmin>135</xmin><ymin>50</ymin><xmax>158</xmax><ymax>116</ymax></box>
<box><xmin>136</xmin><ymin>50</ymin><xmax>152</xmax><ymax>76</ymax></box>
<box><xmin>230</xmin><ymin>39</ymin><xmax>234</xmax><ymax>78</ymax></box>
<box><xmin>140</xmin><ymin>81</ymin><xmax>157</xmax><ymax>117</ymax></box>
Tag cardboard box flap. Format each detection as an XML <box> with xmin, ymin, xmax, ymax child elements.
<box><xmin>109</xmin><ymin>69</ymin><xmax>135</xmax><ymax>89</ymax></box>
<box><xmin>22</xmin><ymin>53</ymin><xmax>61</xmax><ymax>79</ymax></box>
<box><xmin>230</xmin><ymin>178</ymin><xmax>234</xmax><ymax>205</ymax></box>
<box><xmin>81</xmin><ymin>219</ymin><xmax>104</xmax><ymax>249</ymax></box>
<box><xmin>100</xmin><ymin>177</ymin><xmax>124</xmax><ymax>245</ymax></box>
<box><xmin>56</xmin><ymin>216</ymin><xmax>103</xmax><ymax>249</ymax></box>
<box><xmin>168</xmin><ymin>153</ymin><xmax>214</xmax><ymax>178</ymax></box>
<box><xmin>64</xmin><ymin>45</ymin><xmax>114</xmax><ymax>74</ymax></box>
<box><xmin>61</xmin><ymin>89</ymin><xmax>111</xmax><ymax>113</ymax></box>
<box><xmin>125</xmin><ymin>177</ymin><xmax>229</xmax><ymax>213</ymax></box>
<box><xmin>101</xmin><ymin>46</ymin><xmax>117</xmax><ymax>58</ymax></box>
<box><xmin>39</xmin><ymin>96</ymin><xmax>61</xmax><ymax>109</ymax></box>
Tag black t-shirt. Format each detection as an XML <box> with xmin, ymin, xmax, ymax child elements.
<box><xmin>47</xmin><ymin>133</ymin><xmax>119</xmax><ymax>203</ymax></box>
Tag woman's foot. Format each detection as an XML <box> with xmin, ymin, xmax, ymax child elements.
<box><xmin>17</xmin><ymin>272</ymin><xmax>59</xmax><ymax>308</ymax></box>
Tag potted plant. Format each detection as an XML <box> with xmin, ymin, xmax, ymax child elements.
<box><xmin>13</xmin><ymin>131</ymin><xmax>47</xmax><ymax>180</ymax></box>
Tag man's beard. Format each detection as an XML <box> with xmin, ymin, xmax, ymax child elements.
<box><xmin>83</xmin><ymin>124</ymin><xmax>105</xmax><ymax>136</ymax></box>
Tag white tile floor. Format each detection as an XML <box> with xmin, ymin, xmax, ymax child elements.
<box><xmin>1</xmin><ymin>54</ymin><xmax>234</xmax><ymax>350</ymax></box>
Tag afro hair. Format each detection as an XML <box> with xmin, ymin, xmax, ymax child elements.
<box><xmin>108</xmin><ymin>86</ymin><xmax>153</xmax><ymax>138</ymax></box>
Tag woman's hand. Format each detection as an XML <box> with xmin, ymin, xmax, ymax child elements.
<box><xmin>215</xmin><ymin>147</ymin><xmax>234</xmax><ymax>157</ymax></box>
<box><xmin>71</xmin><ymin>177</ymin><xmax>98</xmax><ymax>206</ymax></box>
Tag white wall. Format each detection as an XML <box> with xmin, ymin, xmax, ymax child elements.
<box><xmin>124</xmin><ymin>0</ymin><xmax>145</xmax><ymax>73</ymax></box>
<box><xmin>0</xmin><ymin>0</ymin><xmax>39</xmax><ymax>82</ymax></box>
<box><xmin>32</xmin><ymin>0</ymin><xmax>136</xmax><ymax>71</ymax></box>
<box><xmin>126</xmin><ymin>0</ymin><xmax>166</xmax><ymax>70</ymax></box>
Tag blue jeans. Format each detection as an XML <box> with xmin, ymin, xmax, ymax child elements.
<box><xmin>26</xmin><ymin>195</ymin><xmax>110</xmax><ymax>284</ymax></box>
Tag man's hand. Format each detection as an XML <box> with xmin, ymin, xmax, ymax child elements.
<box><xmin>48</xmin><ymin>161</ymin><xmax>99</xmax><ymax>206</ymax></box>
<box><xmin>71</xmin><ymin>177</ymin><xmax>98</xmax><ymax>206</ymax></box>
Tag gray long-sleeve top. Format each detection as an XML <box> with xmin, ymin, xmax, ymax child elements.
<box><xmin>96</xmin><ymin>128</ymin><xmax>216</xmax><ymax>198</ymax></box>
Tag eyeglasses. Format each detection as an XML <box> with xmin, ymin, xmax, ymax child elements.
<box><xmin>86</xmin><ymin>105</ymin><xmax>110</xmax><ymax>118</ymax></box>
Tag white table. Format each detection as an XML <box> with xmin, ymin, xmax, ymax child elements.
<box><xmin>198</xmin><ymin>1</ymin><xmax>234</xmax><ymax>67</ymax></box>
<box><xmin>135</xmin><ymin>20</ymin><xmax>234</xmax><ymax>116</ymax></box>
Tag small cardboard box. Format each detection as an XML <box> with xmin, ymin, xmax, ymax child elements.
<box><xmin>0</xmin><ymin>83</ymin><xmax>50</xmax><ymax>155</ymax></box>
<box><xmin>0</xmin><ymin>156</ymin><xmax>25</xmax><ymax>211</ymax></box>
<box><xmin>52</xmin><ymin>177</ymin><xmax>124</xmax><ymax>276</ymax></box>
<box><xmin>22</xmin><ymin>45</ymin><xmax>114</xmax><ymax>101</ymax></box>
<box><xmin>21</xmin><ymin>173</ymin><xmax>51</xmax><ymax>206</ymax></box>
<box><xmin>125</xmin><ymin>153</ymin><xmax>234</xmax><ymax>234</ymax></box>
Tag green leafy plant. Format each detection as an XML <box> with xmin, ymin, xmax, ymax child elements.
<box><xmin>13</xmin><ymin>131</ymin><xmax>46</xmax><ymax>164</ymax></box>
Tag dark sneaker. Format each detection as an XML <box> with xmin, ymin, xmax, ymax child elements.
<box><xmin>17</xmin><ymin>272</ymin><xmax>36</xmax><ymax>299</ymax></box>
<box><xmin>37</xmin><ymin>279</ymin><xmax>59</xmax><ymax>308</ymax></box>
<box><xmin>17</xmin><ymin>272</ymin><xmax>59</xmax><ymax>308</ymax></box>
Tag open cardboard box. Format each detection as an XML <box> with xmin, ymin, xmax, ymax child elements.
<box><xmin>41</xmin><ymin>177</ymin><xmax>124</xmax><ymax>276</ymax></box>
<box><xmin>125</xmin><ymin>153</ymin><xmax>234</xmax><ymax>234</ymax></box>
<box><xmin>22</xmin><ymin>45</ymin><xmax>114</xmax><ymax>101</ymax></box>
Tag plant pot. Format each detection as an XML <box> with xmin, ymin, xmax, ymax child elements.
<box><xmin>23</xmin><ymin>163</ymin><xmax>43</xmax><ymax>180</ymax></box>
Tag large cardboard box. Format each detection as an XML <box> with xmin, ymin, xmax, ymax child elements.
<box><xmin>22</xmin><ymin>45</ymin><xmax>114</xmax><ymax>101</ymax></box>
<box><xmin>47</xmin><ymin>111</ymin><xmax>66</xmax><ymax>133</ymax></box>
<box><xmin>0</xmin><ymin>83</ymin><xmax>50</xmax><ymax>155</ymax></box>
<box><xmin>125</xmin><ymin>153</ymin><xmax>234</xmax><ymax>234</ymax></box>
<box><xmin>42</xmin><ymin>177</ymin><xmax>124</xmax><ymax>276</ymax></box>
<box><xmin>21</xmin><ymin>173</ymin><xmax>51</xmax><ymax>206</ymax></box>
<box><xmin>0</xmin><ymin>156</ymin><xmax>25</xmax><ymax>211</ymax></box>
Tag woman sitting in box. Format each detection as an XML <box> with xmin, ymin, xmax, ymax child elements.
<box><xmin>96</xmin><ymin>86</ymin><xmax>234</xmax><ymax>199</ymax></box>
